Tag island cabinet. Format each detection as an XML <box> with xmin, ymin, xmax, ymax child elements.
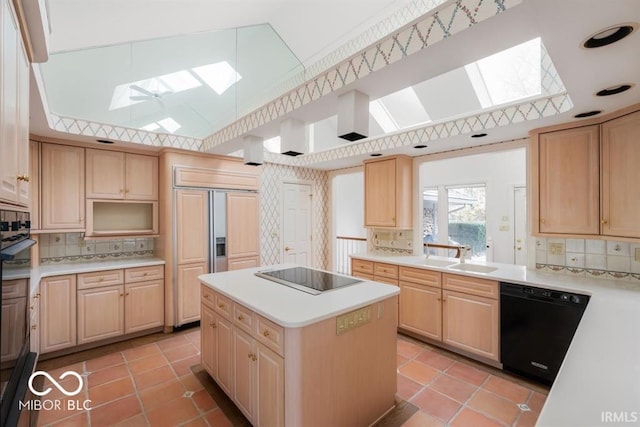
<box><xmin>86</xmin><ymin>149</ymin><xmax>158</xmax><ymax>200</ymax></box>
<box><xmin>200</xmin><ymin>280</ymin><xmax>397</xmax><ymax>427</ymax></box>
<box><xmin>442</xmin><ymin>273</ymin><xmax>500</xmax><ymax>362</ymax></box>
<box><xmin>364</xmin><ymin>155</ymin><xmax>413</xmax><ymax>229</ymax></box>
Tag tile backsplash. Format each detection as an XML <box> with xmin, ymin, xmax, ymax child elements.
<box><xmin>368</xmin><ymin>229</ymin><xmax>413</xmax><ymax>255</ymax></box>
<box><xmin>535</xmin><ymin>237</ymin><xmax>640</xmax><ymax>281</ymax></box>
<box><xmin>39</xmin><ymin>233</ymin><xmax>155</xmax><ymax>264</ymax></box>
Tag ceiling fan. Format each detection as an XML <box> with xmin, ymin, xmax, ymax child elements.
<box><xmin>129</xmin><ymin>85</ymin><xmax>173</xmax><ymax>106</ymax></box>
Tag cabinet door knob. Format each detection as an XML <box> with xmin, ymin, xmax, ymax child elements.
<box><xmin>601</xmin><ymin>219</ymin><xmax>608</xmax><ymax>225</ymax></box>
<box><xmin>32</xmin><ymin>325</ymin><xmax>37</xmax><ymax>330</ymax></box>
<box><xmin>540</xmin><ymin>218</ymin><xmax>545</xmax><ymax>224</ymax></box>
<box><xmin>210</xmin><ymin>322</ymin><xmax>217</xmax><ymax>329</ymax></box>
<box><xmin>263</xmin><ymin>330</ymin><xmax>270</xmax><ymax>338</ymax></box>
<box><xmin>120</xmin><ymin>293</ymin><xmax>124</xmax><ymax>297</ymax></box>
<box><xmin>126</xmin><ymin>292</ymin><xmax>130</xmax><ymax>296</ymax></box>
<box><xmin>218</xmin><ymin>303</ymin><xmax>225</xmax><ymax>309</ymax></box>
<box><xmin>238</xmin><ymin>314</ymin><xmax>244</xmax><ymax>321</ymax></box>
<box><xmin>204</xmin><ymin>294</ymin><xmax>210</xmax><ymax>299</ymax></box>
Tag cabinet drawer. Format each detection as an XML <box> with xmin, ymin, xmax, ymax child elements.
<box><xmin>201</xmin><ymin>285</ymin><xmax>215</xmax><ymax>308</ymax></box>
<box><xmin>443</xmin><ymin>273</ymin><xmax>499</xmax><ymax>299</ymax></box>
<box><xmin>373</xmin><ymin>276</ymin><xmax>399</xmax><ymax>287</ymax></box>
<box><xmin>351</xmin><ymin>258</ymin><xmax>374</xmax><ymax>274</ymax></box>
<box><xmin>233</xmin><ymin>303</ymin><xmax>254</xmax><ymax>334</ymax></box>
<box><xmin>255</xmin><ymin>314</ymin><xmax>284</xmax><ymax>357</ymax></box>
<box><xmin>373</xmin><ymin>263</ymin><xmax>399</xmax><ymax>279</ymax></box>
<box><xmin>2</xmin><ymin>279</ymin><xmax>27</xmax><ymax>298</ymax></box>
<box><xmin>214</xmin><ymin>293</ymin><xmax>232</xmax><ymax>319</ymax></box>
<box><xmin>399</xmin><ymin>267</ymin><xmax>441</xmax><ymax>288</ymax></box>
<box><xmin>77</xmin><ymin>270</ymin><xmax>124</xmax><ymax>289</ymax></box>
<box><xmin>125</xmin><ymin>265</ymin><xmax>164</xmax><ymax>283</ymax></box>
<box><xmin>352</xmin><ymin>272</ymin><xmax>374</xmax><ymax>281</ymax></box>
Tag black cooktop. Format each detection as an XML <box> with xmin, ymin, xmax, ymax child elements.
<box><xmin>255</xmin><ymin>267</ymin><xmax>362</xmax><ymax>295</ymax></box>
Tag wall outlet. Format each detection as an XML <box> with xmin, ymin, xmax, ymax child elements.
<box><xmin>635</xmin><ymin>248</ymin><xmax>640</xmax><ymax>262</ymax></box>
<box><xmin>549</xmin><ymin>243</ymin><xmax>565</xmax><ymax>255</ymax></box>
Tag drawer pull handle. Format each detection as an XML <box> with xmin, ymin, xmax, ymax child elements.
<box><xmin>218</xmin><ymin>303</ymin><xmax>225</xmax><ymax>309</ymax></box>
<box><xmin>210</xmin><ymin>322</ymin><xmax>216</xmax><ymax>329</ymax></box>
<box><xmin>126</xmin><ymin>292</ymin><xmax>130</xmax><ymax>296</ymax></box>
<box><xmin>263</xmin><ymin>330</ymin><xmax>270</xmax><ymax>338</ymax></box>
<box><xmin>204</xmin><ymin>294</ymin><xmax>210</xmax><ymax>299</ymax></box>
<box><xmin>238</xmin><ymin>314</ymin><xmax>245</xmax><ymax>321</ymax></box>
<box><xmin>248</xmin><ymin>353</ymin><xmax>257</xmax><ymax>361</ymax></box>
<box><xmin>143</xmin><ymin>272</ymin><xmax>148</xmax><ymax>276</ymax></box>
<box><xmin>120</xmin><ymin>293</ymin><xmax>124</xmax><ymax>297</ymax></box>
<box><xmin>32</xmin><ymin>325</ymin><xmax>37</xmax><ymax>330</ymax></box>
<box><xmin>35</xmin><ymin>293</ymin><xmax>40</xmax><ymax>298</ymax></box>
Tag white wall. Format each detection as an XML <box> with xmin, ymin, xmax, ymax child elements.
<box><xmin>330</xmin><ymin>167</ymin><xmax>366</xmax><ymax>238</ymax></box>
<box><xmin>418</xmin><ymin>148</ymin><xmax>526</xmax><ymax>264</ymax></box>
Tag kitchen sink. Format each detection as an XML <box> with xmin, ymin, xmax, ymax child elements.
<box><xmin>447</xmin><ymin>264</ymin><xmax>498</xmax><ymax>274</ymax></box>
<box><xmin>423</xmin><ymin>258</ymin><xmax>457</xmax><ymax>268</ymax></box>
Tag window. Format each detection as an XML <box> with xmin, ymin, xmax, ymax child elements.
<box><xmin>423</xmin><ymin>184</ymin><xmax>487</xmax><ymax>261</ymax></box>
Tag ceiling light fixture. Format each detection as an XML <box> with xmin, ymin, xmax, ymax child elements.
<box><xmin>370</xmin><ymin>153</ymin><xmax>382</xmax><ymax>157</ymax></box>
<box><xmin>582</xmin><ymin>24</ymin><xmax>637</xmax><ymax>48</ymax></box>
<box><xmin>414</xmin><ymin>145</ymin><xmax>427</xmax><ymax>149</ymax></box>
<box><xmin>471</xmin><ymin>133</ymin><xmax>488</xmax><ymax>138</ymax></box>
<box><xmin>574</xmin><ymin>110</ymin><xmax>602</xmax><ymax>118</ymax></box>
<box><xmin>596</xmin><ymin>84</ymin><xmax>633</xmax><ymax>96</ymax></box>
<box><xmin>96</xmin><ymin>139</ymin><xmax>114</xmax><ymax>144</ymax></box>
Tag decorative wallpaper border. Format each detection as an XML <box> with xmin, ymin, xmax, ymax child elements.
<box><xmin>42</xmin><ymin>251</ymin><xmax>155</xmax><ymax>265</ymax></box>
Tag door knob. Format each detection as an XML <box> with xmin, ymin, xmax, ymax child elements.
<box><xmin>284</xmin><ymin>246</ymin><xmax>292</xmax><ymax>252</ymax></box>
<box><xmin>517</xmin><ymin>246</ymin><xmax>522</xmax><ymax>250</ymax></box>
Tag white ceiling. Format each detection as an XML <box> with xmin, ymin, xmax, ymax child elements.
<box><xmin>30</xmin><ymin>0</ymin><xmax>640</xmax><ymax>168</ymax></box>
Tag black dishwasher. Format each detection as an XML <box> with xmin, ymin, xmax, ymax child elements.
<box><xmin>500</xmin><ymin>282</ymin><xmax>589</xmax><ymax>385</ymax></box>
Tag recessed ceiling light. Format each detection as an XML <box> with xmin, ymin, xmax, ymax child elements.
<box><xmin>471</xmin><ymin>133</ymin><xmax>488</xmax><ymax>138</ymax></box>
<box><xmin>574</xmin><ymin>110</ymin><xmax>602</xmax><ymax>118</ymax></box>
<box><xmin>582</xmin><ymin>23</ymin><xmax>637</xmax><ymax>48</ymax></box>
<box><xmin>596</xmin><ymin>84</ymin><xmax>633</xmax><ymax>97</ymax></box>
<box><xmin>414</xmin><ymin>145</ymin><xmax>427</xmax><ymax>149</ymax></box>
<box><xmin>370</xmin><ymin>153</ymin><xmax>382</xmax><ymax>157</ymax></box>
<box><xmin>96</xmin><ymin>139</ymin><xmax>114</xmax><ymax>144</ymax></box>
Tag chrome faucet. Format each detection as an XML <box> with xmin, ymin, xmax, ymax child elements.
<box><xmin>458</xmin><ymin>245</ymin><xmax>470</xmax><ymax>263</ymax></box>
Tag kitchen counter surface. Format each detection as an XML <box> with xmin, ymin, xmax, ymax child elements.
<box><xmin>351</xmin><ymin>252</ymin><xmax>640</xmax><ymax>427</ymax></box>
<box><xmin>2</xmin><ymin>266</ymin><xmax>31</xmax><ymax>280</ymax></box>
<box><xmin>199</xmin><ymin>263</ymin><xmax>399</xmax><ymax>328</ymax></box>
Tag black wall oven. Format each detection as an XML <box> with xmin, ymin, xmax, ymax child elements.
<box><xmin>1</xmin><ymin>209</ymin><xmax>36</xmax><ymax>427</ymax></box>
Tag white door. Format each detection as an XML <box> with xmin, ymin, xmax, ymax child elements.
<box><xmin>514</xmin><ymin>186</ymin><xmax>527</xmax><ymax>265</ymax></box>
<box><xmin>282</xmin><ymin>183</ymin><xmax>312</xmax><ymax>266</ymax></box>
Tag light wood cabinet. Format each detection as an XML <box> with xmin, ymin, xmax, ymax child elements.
<box><xmin>531</xmin><ymin>105</ymin><xmax>640</xmax><ymax>240</ymax></box>
<box><xmin>442</xmin><ymin>273</ymin><xmax>499</xmax><ymax>361</ymax></box>
<box><xmin>364</xmin><ymin>156</ymin><xmax>413</xmax><ymax>229</ymax></box>
<box><xmin>0</xmin><ymin>0</ymin><xmax>30</xmax><ymax>207</ymax></box>
<box><xmin>228</xmin><ymin>256</ymin><xmax>260</xmax><ymax>271</ymax></box>
<box><xmin>601</xmin><ymin>110</ymin><xmax>640</xmax><ymax>238</ymax></box>
<box><xmin>77</xmin><ymin>285</ymin><xmax>125</xmax><ymax>344</ymax></box>
<box><xmin>125</xmin><ymin>280</ymin><xmax>164</xmax><ymax>333</ymax></box>
<box><xmin>201</xmin><ymin>304</ymin><xmax>218</xmax><ymax>376</ymax></box>
<box><xmin>202</xmin><ymin>292</ymin><xmax>234</xmax><ymax>395</ymax></box>
<box><xmin>233</xmin><ymin>328</ymin><xmax>256</xmax><ymax>421</ymax></box>
<box><xmin>535</xmin><ymin>125</ymin><xmax>600</xmax><ymax>235</ymax></box>
<box><xmin>40</xmin><ymin>275</ymin><xmax>77</xmax><ymax>353</ymax></box>
<box><xmin>86</xmin><ymin>149</ymin><xmax>158</xmax><ymax>200</ymax></box>
<box><xmin>1</xmin><ymin>280</ymin><xmax>27</xmax><ymax>363</ymax></box>
<box><xmin>227</xmin><ymin>192</ymin><xmax>260</xmax><ymax>261</ymax></box>
<box><xmin>41</xmin><ymin>144</ymin><xmax>85</xmax><ymax>230</ymax></box>
<box><xmin>176</xmin><ymin>190</ymin><xmax>208</xmax><ymax>265</ymax></box>
<box><xmin>177</xmin><ymin>262</ymin><xmax>206</xmax><ymax>325</ymax></box>
<box><xmin>399</xmin><ymin>281</ymin><xmax>442</xmax><ymax>341</ymax></box>
<box><xmin>255</xmin><ymin>342</ymin><xmax>285</xmax><ymax>427</ymax></box>
<box><xmin>30</xmin><ymin>285</ymin><xmax>40</xmax><ymax>353</ymax></box>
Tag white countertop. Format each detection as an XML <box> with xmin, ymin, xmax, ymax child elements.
<box><xmin>198</xmin><ymin>264</ymin><xmax>399</xmax><ymax>328</ymax></box>
<box><xmin>6</xmin><ymin>258</ymin><xmax>166</xmax><ymax>298</ymax></box>
<box><xmin>351</xmin><ymin>253</ymin><xmax>640</xmax><ymax>427</ymax></box>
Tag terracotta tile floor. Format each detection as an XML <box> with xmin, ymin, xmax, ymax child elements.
<box><xmin>397</xmin><ymin>335</ymin><xmax>549</xmax><ymax>427</ymax></box>
<box><xmin>36</xmin><ymin>330</ymin><xmax>548</xmax><ymax>427</ymax></box>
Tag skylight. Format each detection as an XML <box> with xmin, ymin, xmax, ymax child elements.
<box><xmin>192</xmin><ymin>62</ymin><xmax>243</xmax><ymax>95</ymax></box>
<box><xmin>141</xmin><ymin>117</ymin><xmax>181</xmax><ymax>133</ymax></box>
<box><xmin>369</xmin><ymin>99</ymin><xmax>399</xmax><ymax>133</ymax></box>
<box><xmin>465</xmin><ymin>38</ymin><xmax>541</xmax><ymax>107</ymax></box>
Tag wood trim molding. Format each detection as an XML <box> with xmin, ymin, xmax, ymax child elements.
<box><xmin>529</xmin><ymin>103</ymin><xmax>640</xmax><ymax>136</ymax></box>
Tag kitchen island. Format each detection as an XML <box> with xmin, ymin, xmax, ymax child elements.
<box><xmin>198</xmin><ymin>264</ymin><xmax>400</xmax><ymax>427</ymax></box>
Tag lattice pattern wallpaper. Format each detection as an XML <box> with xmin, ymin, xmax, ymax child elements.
<box><xmin>259</xmin><ymin>163</ymin><xmax>329</xmax><ymax>269</ymax></box>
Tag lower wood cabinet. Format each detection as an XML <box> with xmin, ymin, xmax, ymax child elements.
<box><xmin>399</xmin><ymin>281</ymin><xmax>442</xmax><ymax>341</ymax></box>
<box><xmin>1</xmin><ymin>280</ymin><xmax>27</xmax><ymax>362</ymax></box>
<box><xmin>177</xmin><ymin>262</ymin><xmax>206</xmax><ymax>325</ymax></box>
<box><xmin>40</xmin><ymin>275</ymin><xmax>77</xmax><ymax>353</ymax></box>
<box><xmin>228</xmin><ymin>256</ymin><xmax>260</xmax><ymax>271</ymax></box>
<box><xmin>40</xmin><ymin>266</ymin><xmax>164</xmax><ymax>353</ymax></box>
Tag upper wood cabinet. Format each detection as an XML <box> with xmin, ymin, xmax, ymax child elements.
<box><xmin>601</xmin><ymin>110</ymin><xmax>640</xmax><ymax>239</ymax></box>
<box><xmin>364</xmin><ymin>156</ymin><xmax>413</xmax><ymax>229</ymax></box>
<box><xmin>0</xmin><ymin>0</ymin><xmax>30</xmax><ymax>207</ymax></box>
<box><xmin>86</xmin><ymin>149</ymin><xmax>158</xmax><ymax>200</ymax></box>
<box><xmin>531</xmin><ymin>106</ymin><xmax>640</xmax><ymax>240</ymax></box>
<box><xmin>40</xmin><ymin>144</ymin><xmax>85</xmax><ymax>230</ymax></box>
